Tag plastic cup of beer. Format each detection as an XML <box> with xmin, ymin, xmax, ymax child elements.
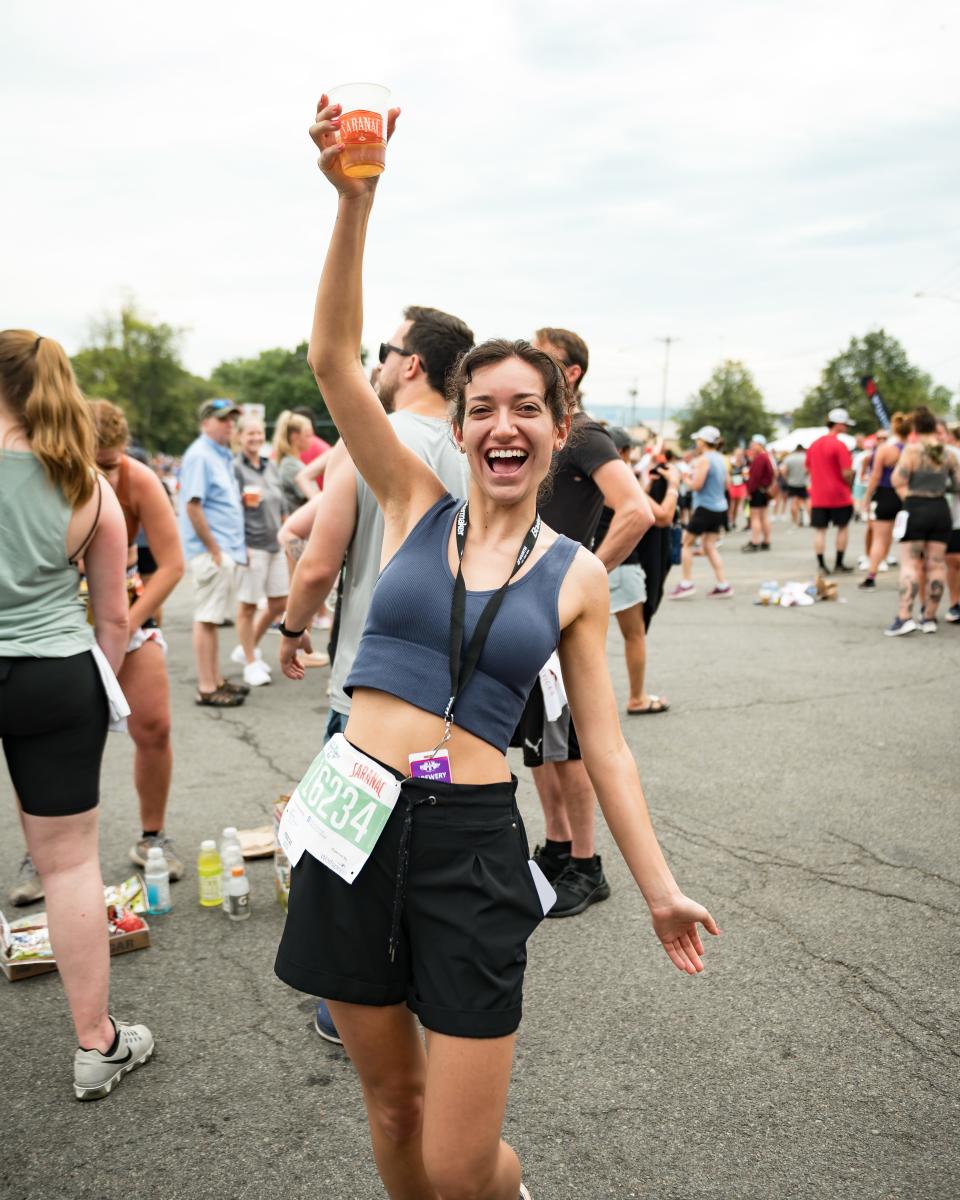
<box><xmin>242</xmin><ymin>485</ymin><xmax>262</xmax><ymax>509</ymax></box>
<box><xmin>329</xmin><ymin>82</ymin><xmax>391</xmax><ymax>179</ymax></box>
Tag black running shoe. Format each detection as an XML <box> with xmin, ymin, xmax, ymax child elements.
<box><xmin>858</xmin><ymin>576</ymin><xmax>876</xmax><ymax>590</ymax></box>
<box><xmin>532</xmin><ymin>842</ymin><xmax>570</xmax><ymax>883</ymax></box>
<box><xmin>547</xmin><ymin>857</ymin><xmax>611</xmax><ymax>918</ymax></box>
<box><xmin>834</xmin><ymin>562</ymin><xmax>854</xmax><ymax>574</ymax></box>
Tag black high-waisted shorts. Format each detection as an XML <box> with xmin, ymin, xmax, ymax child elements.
<box><xmin>0</xmin><ymin>652</ymin><xmax>108</xmax><ymax>816</ymax></box>
<box><xmin>275</xmin><ymin>744</ymin><xmax>545</xmax><ymax>1039</ymax></box>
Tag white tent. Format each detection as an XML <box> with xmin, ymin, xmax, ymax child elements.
<box><xmin>768</xmin><ymin>427</ymin><xmax>856</xmax><ymax>454</ymax></box>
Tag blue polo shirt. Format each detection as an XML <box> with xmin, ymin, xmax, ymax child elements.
<box><xmin>178</xmin><ymin>434</ymin><xmax>247</xmax><ymax>564</ymax></box>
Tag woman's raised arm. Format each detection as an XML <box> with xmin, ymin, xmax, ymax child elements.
<box><xmin>305</xmin><ymin>95</ymin><xmax>444</xmax><ymax>523</ymax></box>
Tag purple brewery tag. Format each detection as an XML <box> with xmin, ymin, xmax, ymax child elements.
<box><xmin>408</xmin><ymin>750</ymin><xmax>453</xmax><ymax>783</ymax></box>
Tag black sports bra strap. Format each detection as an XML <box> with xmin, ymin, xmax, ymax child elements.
<box><xmin>68</xmin><ymin>474</ymin><xmax>104</xmax><ymax>565</ymax></box>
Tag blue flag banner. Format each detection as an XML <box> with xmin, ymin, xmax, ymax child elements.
<box><xmin>861</xmin><ymin>377</ymin><xmax>890</xmax><ymax>429</ymax></box>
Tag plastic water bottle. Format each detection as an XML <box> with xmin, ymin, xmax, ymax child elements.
<box><xmin>224</xmin><ymin>864</ymin><xmax>251</xmax><ymax>921</ymax></box>
<box><xmin>144</xmin><ymin>846</ymin><xmax>172</xmax><ymax>915</ymax></box>
<box><xmin>219</xmin><ymin>826</ymin><xmax>244</xmax><ymax>893</ymax></box>
<box><xmin>197</xmin><ymin>840</ymin><xmax>223</xmax><ymax>908</ymax></box>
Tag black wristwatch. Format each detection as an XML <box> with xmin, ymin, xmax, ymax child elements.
<box><xmin>278</xmin><ymin>617</ymin><xmax>306</xmax><ymax>639</ymax></box>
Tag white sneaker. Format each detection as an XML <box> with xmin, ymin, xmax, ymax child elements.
<box><xmin>856</xmin><ymin>556</ymin><xmax>870</xmax><ymax>570</ymax></box>
<box><xmin>886</xmin><ymin>555</ymin><xmax>898</xmax><ymax>566</ymax></box>
<box><xmin>74</xmin><ymin>1019</ymin><xmax>154</xmax><ymax>1100</ymax></box>
<box><xmin>232</xmin><ymin>645</ymin><xmax>270</xmax><ymax>671</ymax></box>
<box><xmin>243</xmin><ymin>659</ymin><xmax>272</xmax><ymax>687</ymax></box>
<box><xmin>878</xmin><ymin>560</ymin><xmax>889</xmax><ymax>573</ymax></box>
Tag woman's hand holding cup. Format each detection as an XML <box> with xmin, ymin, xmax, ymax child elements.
<box><xmin>310</xmin><ymin>91</ymin><xmax>400</xmax><ymax>199</ymax></box>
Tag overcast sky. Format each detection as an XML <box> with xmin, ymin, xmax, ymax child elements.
<box><xmin>3</xmin><ymin>0</ymin><xmax>958</xmax><ymax>419</ymax></box>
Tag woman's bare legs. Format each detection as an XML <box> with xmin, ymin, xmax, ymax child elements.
<box><xmin>22</xmin><ymin>808</ymin><xmax>114</xmax><ymax>1051</ymax></box>
<box><xmin>254</xmin><ymin>595</ymin><xmax>287</xmax><ymax>643</ymax></box>
<box><xmin>326</xmin><ymin>1000</ymin><xmax>437</xmax><ymax>1200</ymax></box>
<box><xmin>422</xmin><ymin>1030</ymin><xmax>520</xmax><ymax>1200</ymax></box>
<box><xmin>236</xmin><ymin>601</ymin><xmax>260</xmax><ymax>664</ymax></box>
<box><xmin>923</xmin><ymin>543</ymin><xmax>947</xmax><ymax>620</ymax></box>
<box><xmin>867</xmin><ymin>520</ymin><xmax>893</xmax><ymax>577</ymax></box>
<box><xmin>118</xmin><ymin>640</ymin><xmax>171</xmax><ymax>833</ymax></box>
<box><xmin>615</xmin><ymin>604</ymin><xmax>662</xmax><ymax>711</ymax></box>
<box><xmin>701</xmin><ymin>532</ymin><xmax>728</xmax><ymax>586</ymax></box>
<box><xmin>327</xmin><ymin>1000</ymin><xmax>521</xmax><ymax>1200</ymax></box>
<box><xmin>897</xmin><ymin>543</ymin><xmax>923</xmax><ymax>620</ymax></box>
<box><xmin>947</xmin><ymin>551</ymin><xmax>960</xmax><ymax>608</ymax></box>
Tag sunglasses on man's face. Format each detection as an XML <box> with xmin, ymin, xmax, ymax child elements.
<box><xmin>379</xmin><ymin>342</ymin><xmax>414</xmax><ymax>365</ymax></box>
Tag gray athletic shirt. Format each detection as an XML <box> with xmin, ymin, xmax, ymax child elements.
<box><xmin>329</xmin><ymin>411</ymin><xmax>468</xmax><ymax>717</ymax></box>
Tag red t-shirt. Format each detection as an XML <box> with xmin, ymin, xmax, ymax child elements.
<box><xmin>299</xmin><ymin>433</ymin><xmax>332</xmax><ymax>489</ymax></box>
<box><xmin>300</xmin><ymin>434</ymin><xmax>331</xmax><ymax>465</ymax></box>
<box><xmin>805</xmin><ymin>434</ymin><xmax>852</xmax><ymax>508</ymax></box>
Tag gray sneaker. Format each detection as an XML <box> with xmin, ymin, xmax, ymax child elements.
<box><xmin>129</xmin><ymin>834</ymin><xmax>184</xmax><ymax>881</ymax></box>
<box><xmin>8</xmin><ymin>853</ymin><xmax>44</xmax><ymax>907</ymax></box>
<box><xmin>74</xmin><ymin>1019</ymin><xmax>154</xmax><ymax>1100</ymax></box>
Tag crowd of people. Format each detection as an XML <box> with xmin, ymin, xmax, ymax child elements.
<box><xmin>1</xmin><ymin>96</ymin><xmax>957</xmax><ymax>1199</ymax></box>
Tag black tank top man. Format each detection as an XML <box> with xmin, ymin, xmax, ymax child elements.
<box><xmin>540</xmin><ymin>412</ymin><xmax>620</xmax><ymax>547</ymax></box>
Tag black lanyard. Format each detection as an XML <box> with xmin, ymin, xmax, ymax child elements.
<box><xmin>443</xmin><ymin>501</ymin><xmax>541</xmax><ymax>731</ymax></box>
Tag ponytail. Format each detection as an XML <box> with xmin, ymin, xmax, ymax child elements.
<box><xmin>0</xmin><ymin>329</ymin><xmax>96</xmax><ymax>506</ymax></box>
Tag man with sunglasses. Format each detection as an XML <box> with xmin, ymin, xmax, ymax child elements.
<box><xmin>179</xmin><ymin>398</ymin><xmax>249</xmax><ymax>706</ymax></box>
<box><xmin>277</xmin><ymin>305</ymin><xmax>473</xmax><ymax>1042</ymax></box>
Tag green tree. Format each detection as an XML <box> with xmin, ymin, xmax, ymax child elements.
<box><xmin>792</xmin><ymin>329</ymin><xmax>953</xmax><ymax>429</ymax></box>
<box><xmin>72</xmin><ymin>301</ymin><xmax>208</xmax><ymax>452</ymax></box>
<box><xmin>676</xmin><ymin>360</ymin><xmax>774</xmax><ymax>449</ymax></box>
<box><xmin>209</xmin><ymin>341</ymin><xmax>368</xmax><ymax>440</ymax></box>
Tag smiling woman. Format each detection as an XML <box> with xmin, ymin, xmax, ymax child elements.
<box><xmin>273</xmin><ymin>91</ymin><xmax>719</xmax><ymax>1200</ymax></box>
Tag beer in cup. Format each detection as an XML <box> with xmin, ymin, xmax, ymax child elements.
<box><xmin>329</xmin><ymin>82</ymin><xmax>391</xmax><ymax>179</ymax></box>
<box><xmin>242</xmin><ymin>486</ymin><xmax>262</xmax><ymax>509</ymax></box>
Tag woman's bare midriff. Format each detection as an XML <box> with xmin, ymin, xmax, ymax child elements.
<box><xmin>344</xmin><ymin>687</ymin><xmax>513</xmax><ymax>784</ymax></box>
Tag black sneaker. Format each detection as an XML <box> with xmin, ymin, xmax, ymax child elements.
<box><xmin>547</xmin><ymin>856</ymin><xmax>611</xmax><ymax>918</ymax></box>
<box><xmin>759</xmin><ymin>542</ymin><xmax>771</xmax><ymax>550</ymax></box>
<box><xmin>834</xmin><ymin>562</ymin><xmax>854</xmax><ymax>573</ymax></box>
<box><xmin>858</xmin><ymin>576</ymin><xmax>876</xmax><ymax>590</ymax></box>
<box><xmin>741</xmin><ymin>542</ymin><xmax>760</xmax><ymax>553</ymax></box>
<box><xmin>532</xmin><ymin>842</ymin><xmax>570</xmax><ymax>884</ymax></box>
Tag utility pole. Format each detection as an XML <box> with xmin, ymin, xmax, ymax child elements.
<box><xmin>656</xmin><ymin>337</ymin><xmax>676</xmax><ymax>435</ymax></box>
<box><xmin>627</xmin><ymin>379</ymin><xmax>638</xmax><ymax>429</ymax></box>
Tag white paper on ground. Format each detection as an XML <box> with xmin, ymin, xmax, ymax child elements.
<box><xmin>538</xmin><ymin>651</ymin><xmax>567</xmax><ymax>723</ymax></box>
<box><xmin>90</xmin><ymin>643</ymin><xmax>131</xmax><ymax>733</ymax></box>
<box><xmin>528</xmin><ymin>859</ymin><xmax>557</xmax><ymax>915</ymax></box>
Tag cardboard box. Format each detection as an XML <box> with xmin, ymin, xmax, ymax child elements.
<box><xmin>1</xmin><ymin>874</ymin><xmax>150</xmax><ymax>982</ymax></box>
<box><xmin>1</xmin><ymin>920</ymin><xmax>151</xmax><ymax>982</ymax></box>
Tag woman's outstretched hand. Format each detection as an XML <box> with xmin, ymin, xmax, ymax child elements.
<box><xmin>649</xmin><ymin>894</ymin><xmax>720</xmax><ymax>974</ymax></box>
<box><xmin>309</xmin><ymin>94</ymin><xmax>401</xmax><ymax>197</ymax></box>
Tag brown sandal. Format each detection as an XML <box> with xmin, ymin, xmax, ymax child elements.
<box><xmin>217</xmin><ymin>677</ymin><xmax>251</xmax><ymax>697</ymax></box>
<box><xmin>195</xmin><ymin>687</ymin><xmax>245</xmax><ymax>707</ymax></box>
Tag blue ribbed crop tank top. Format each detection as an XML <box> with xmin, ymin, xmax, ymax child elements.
<box><xmin>345</xmin><ymin>494</ymin><xmax>581</xmax><ymax>753</ymax></box>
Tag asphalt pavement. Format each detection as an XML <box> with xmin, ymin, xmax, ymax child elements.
<box><xmin>2</xmin><ymin>515</ymin><xmax>958</xmax><ymax>1200</ymax></box>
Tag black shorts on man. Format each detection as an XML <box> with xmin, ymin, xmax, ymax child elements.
<box><xmin>510</xmin><ymin>677</ymin><xmax>581</xmax><ymax>768</ymax></box>
<box><xmin>810</xmin><ymin>504</ymin><xmax>853</xmax><ymax>529</ymax></box>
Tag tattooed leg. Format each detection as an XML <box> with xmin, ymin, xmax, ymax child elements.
<box><xmin>924</xmin><ymin>545</ymin><xmax>947</xmax><ymax>618</ymax></box>
<box><xmin>898</xmin><ymin>554</ymin><xmax>919</xmax><ymax>620</ymax></box>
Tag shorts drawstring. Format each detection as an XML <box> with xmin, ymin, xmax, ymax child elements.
<box><xmin>388</xmin><ymin>792</ymin><xmax>437</xmax><ymax>962</ymax></box>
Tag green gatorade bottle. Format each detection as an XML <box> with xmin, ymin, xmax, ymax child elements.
<box><xmin>197</xmin><ymin>840</ymin><xmax>223</xmax><ymax>908</ymax></box>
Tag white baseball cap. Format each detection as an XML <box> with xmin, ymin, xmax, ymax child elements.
<box><xmin>827</xmin><ymin>407</ymin><xmax>855</xmax><ymax>426</ymax></box>
<box><xmin>692</xmin><ymin>425</ymin><xmax>721</xmax><ymax>445</ymax></box>
<box><xmin>750</xmin><ymin>433</ymin><xmax>767</xmax><ymax>446</ymax></box>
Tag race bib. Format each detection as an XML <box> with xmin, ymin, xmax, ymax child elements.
<box><xmin>278</xmin><ymin>735</ymin><xmax>401</xmax><ymax>884</ymax></box>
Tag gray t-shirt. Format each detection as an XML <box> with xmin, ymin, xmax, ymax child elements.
<box><xmin>278</xmin><ymin>455</ymin><xmax>307</xmax><ymax>515</ymax></box>
<box><xmin>234</xmin><ymin>454</ymin><xmax>284</xmax><ymax>552</ymax></box>
<box><xmin>329</xmin><ymin>411</ymin><xmax>468</xmax><ymax>716</ymax></box>
<box><xmin>783</xmin><ymin>451</ymin><xmax>809</xmax><ymax>489</ymax></box>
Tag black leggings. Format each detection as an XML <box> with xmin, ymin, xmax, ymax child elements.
<box><xmin>0</xmin><ymin>652</ymin><xmax>108</xmax><ymax>816</ymax></box>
